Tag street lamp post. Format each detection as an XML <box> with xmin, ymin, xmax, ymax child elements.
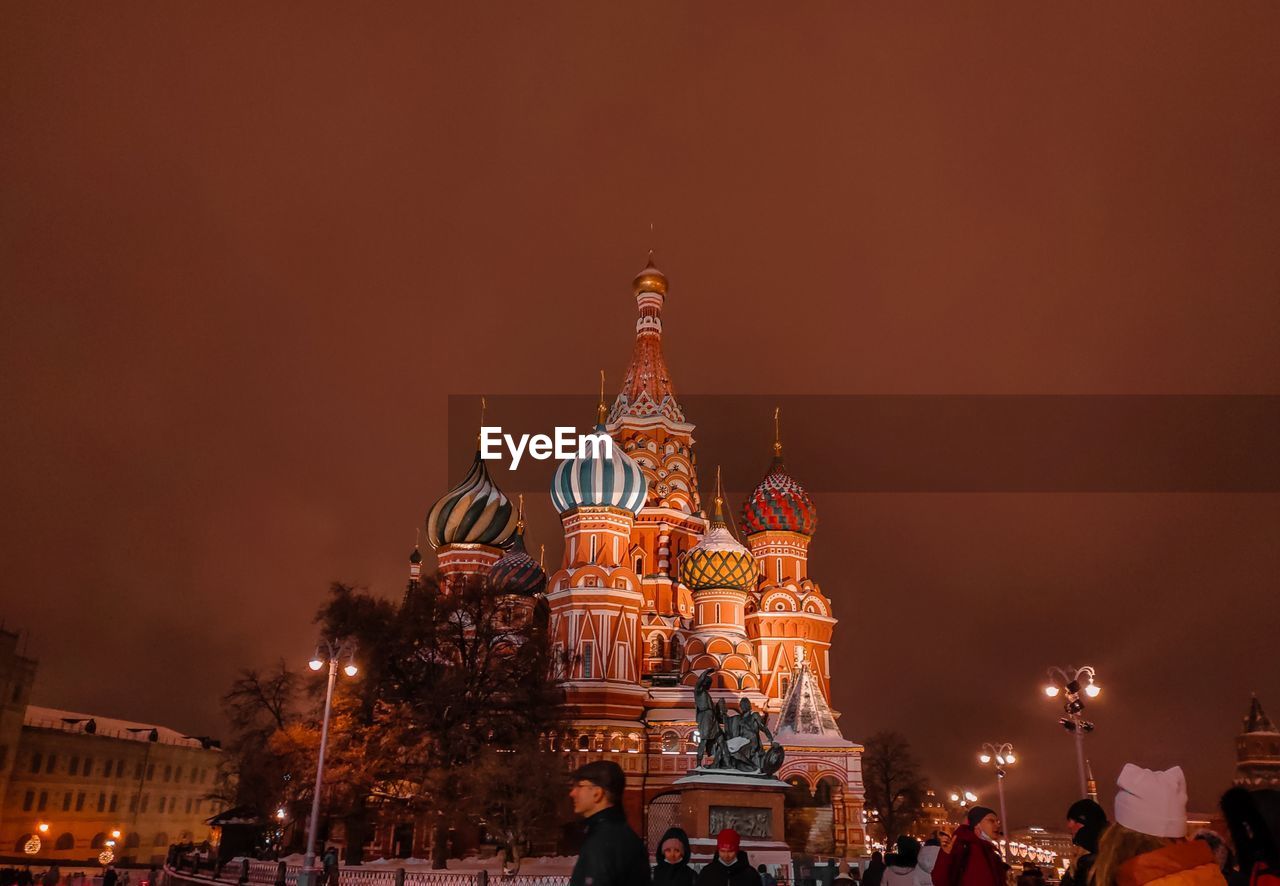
<box><xmin>1043</xmin><ymin>666</ymin><xmax>1100</xmax><ymax>796</ymax></box>
<box><xmin>978</xmin><ymin>742</ymin><xmax>1016</xmax><ymax>858</ymax></box>
<box><xmin>299</xmin><ymin>640</ymin><xmax>358</xmax><ymax>886</ymax></box>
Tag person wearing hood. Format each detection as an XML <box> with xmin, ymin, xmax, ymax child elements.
<box><xmin>916</xmin><ymin>839</ymin><xmax>942</xmax><ymax>886</ymax></box>
<box><xmin>883</xmin><ymin>837</ymin><xmax>922</xmax><ymax>886</ymax></box>
<box><xmin>1092</xmin><ymin>764</ymin><xmax>1226</xmax><ymax>886</ymax></box>
<box><xmin>864</xmin><ymin>852</ymin><xmax>886</xmax><ymax>886</ymax></box>
<box><xmin>931</xmin><ymin>806</ymin><xmax>1010</xmax><ymax>886</ymax></box>
<box><xmin>696</xmin><ymin>830</ymin><xmax>762</xmax><ymax>886</ymax></box>
<box><xmin>1219</xmin><ymin>787</ymin><xmax>1280</xmax><ymax>886</ymax></box>
<box><xmin>652</xmin><ymin>827</ymin><xmax>695</xmax><ymax>886</ymax></box>
<box><xmin>1062</xmin><ymin>798</ymin><xmax>1110</xmax><ymax>886</ymax></box>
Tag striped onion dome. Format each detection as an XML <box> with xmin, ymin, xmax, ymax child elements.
<box><xmin>679</xmin><ymin>491</ymin><xmax>757</xmax><ymax>591</ymax></box>
<box><xmin>742</xmin><ymin>450</ymin><xmax>817</xmax><ymax>537</ymax></box>
<box><xmin>550</xmin><ymin>423</ymin><xmax>648</xmax><ymax>515</ymax></box>
<box><xmin>488</xmin><ymin>524</ymin><xmax>546</xmax><ymax>596</ymax></box>
<box><xmin>425</xmin><ymin>451</ymin><xmax>518</xmax><ymax>548</ymax></box>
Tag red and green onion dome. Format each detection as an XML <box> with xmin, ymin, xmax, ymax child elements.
<box><xmin>742</xmin><ymin>455</ymin><xmax>818</xmax><ymax>537</ymax></box>
<box><xmin>425</xmin><ymin>451</ymin><xmax>518</xmax><ymax>548</ymax></box>
<box><xmin>550</xmin><ymin>423</ymin><xmax>649</xmax><ymax>515</ymax></box>
<box><xmin>488</xmin><ymin>525</ymin><xmax>547</xmax><ymax>596</ymax></box>
<box><xmin>679</xmin><ymin>495</ymin><xmax>757</xmax><ymax>591</ymax></box>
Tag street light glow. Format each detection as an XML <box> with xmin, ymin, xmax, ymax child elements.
<box><xmin>979</xmin><ymin>753</ymin><xmax>991</xmax><ymax>763</ymax></box>
<box><xmin>111</xmin><ymin>830</ymin><xmax>121</xmax><ymax>839</ymax></box>
<box><xmin>1085</xmin><ymin>682</ymin><xmax>1101</xmax><ymax>698</ymax></box>
<box><xmin>37</xmin><ymin>823</ymin><xmax>49</xmax><ymax>833</ymax></box>
<box><xmin>1044</xmin><ymin>685</ymin><xmax>1060</xmax><ymax>697</ymax></box>
<box><xmin>308</xmin><ymin>656</ymin><xmax>324</xmax><ymax>671</ymax></box>
<box><xmin>1005</xmin><ymin>753</ymin><xmax>1016</xmax><ymax>764</ymax></box>
<box><xmin>965</xmin><ymin>791</ymin><xmax>978</xmax><ymax>802</ymax></box>
<box><xmin>343</xmin><ymin>661</ymin><xmax>359</xmax><ymax>677</ymax></box>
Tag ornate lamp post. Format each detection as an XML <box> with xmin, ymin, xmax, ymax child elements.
<box><xmin>978</xmin><ymin>742</ymin><xmax>1016</xmax><ymax>857</ymax></box>
<box><xmin>299</xmin><ymin>639</ymin><xmax>358</xmax><ymax>886</ymax></box>
<box><xmin>1043</xmin><ymin>665</ymin><xmax>1100</xmax><ymax>796</ymax></box>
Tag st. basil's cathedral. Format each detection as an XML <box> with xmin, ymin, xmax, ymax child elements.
<box><xmin>421</xmin><ymin>256</ymin><xmax>867</xmax><ymax>858</ymax></box>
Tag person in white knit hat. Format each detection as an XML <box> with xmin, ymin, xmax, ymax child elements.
<box><xmin>1091</xmin><ymin>764</ymin><xmax>1225</xmax><ymax>886</ymax></box>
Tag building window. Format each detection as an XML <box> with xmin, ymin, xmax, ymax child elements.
<box><xmin>581</xmin><ymin>641</ymin><xmax>594</xmax><ymax>679</ymax></box>
<box><xmin>56</xmin><ymin>833</ymin><xmax>74</xmax><ymax>850</ymax></box>
<box><xmin>84</xmin><ymin>757</ymin><xmax>93</xmax><ymax>777</ymax></box>
<box><xmin>63</xmin><ymin>792</ymin><xmax>71</xmax><ymax>811</ymax></box>
<box><xmin>158</xmin><ymin>797</ymin><xmax>166</xmax><ymax>813</ymax></box>
<box><xmin>29</xmin><ymin>753</ymin><xmax>42</xmax><ymax>773</ymax></box>
<box><xmin>153</xmin><ymin>832</ymin><xmax>168</xmax><ymax>847</ymax></box>
<box><xmin>174</xmin><ymin>765</ymin><xmax>182</xmax><ymax>782</ymax></box>
<box><xmin>715</xmin><ymin>603</ymin><xmax>721</xmax><ymax>623</ymax></box>
<box><xmin>23</xmin><ymin>791</ymin><xmax>34</xmax><ymax>811</ymax></box>
<box><xmin>195</xmin><ymin>799</ymin><xmax>202</xmax><ymax>812</ymax></box>
<box><xmin>779</xmin><ymin>675</ymin><xmax>791</xmax><ymax>698</ymax></box>
<box><xmin>38</xmin><ymin>791</ymin><xmax>48</xmax><ymax>811</ymax></box>
<box><xmin>97</xmin><ymin>792</ymin><xmax>106</xmax><ymax>812</ymax></box>
<box><xmin>661</xmin><ymin>731</ymin><xmax>681</xmax><ymax>753</ymax></box>
<box><xmin>140</xmin><ymin>795</ymin><xmax>149</xmax><ymax>813</ymax></box>
<box><xmin>129</xmin><ymin>796</ymin><xmax>138</xmax><ymax>813</ymax></box>
<box><xmin>110</xmin><ymin>794</ymin><xmax>118</xmax><ymax>812</ymax></box>
<box><xmin>147</xmin><ymin>764</ymin><xmax>155</xmax><ymax>780</ymax></box>
<box><xmin>186</xmin><ymin>798</ymin><xmax>193</xmax><ymax>813</ymax></box>
<box><xmin>163</xmin><ymin>765</ymin><xmax>172</xmax><ymax>782</ymax></box>
<box><xmin>70</xmin><ymin>756</ymin><xmax>79</xmax><ymax>776</ymax></box>
<box><xmin>134</xmin><ymin>761</ymin><xmax>142</xmax><ymax>779</ymax></box>
<box><xmin>116</xmin><ymin>760</ymin><xmax>125</xmax><ymax>778</ymax></box>
<box><xmin>125</xmin><ymin>833</ymin><xmax>140</xmax><ymax>849</ymax></box>
<box><xmin>46</xmin><ymin>754</ymin><xmax>56</xmax><ymax>773</ymax></box>
<box><xmin>76</xmin><ymin>792</ymin><xmax>85</xmax><ymax>811</ymax></box>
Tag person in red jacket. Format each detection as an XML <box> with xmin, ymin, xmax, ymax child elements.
<box><xmin>931</xmin><ymin>807</ymin><xmax>1009</xmax><ymax>886</ymax></box>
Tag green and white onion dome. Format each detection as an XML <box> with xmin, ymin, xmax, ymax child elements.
<box><xmin>425</xmin><ymin>451</ymin><xmax>518</xmax><ymax>548</ymax></box>
<box><xmin>550</xmin><ymin>424</ymin><xmax>648</xmax><ymax>515</ymax></box>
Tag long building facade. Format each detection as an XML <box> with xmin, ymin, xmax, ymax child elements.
<box><xmin>423</xmin><ymin>256</ymin><xmax>866</xmax><ymax>858</ymax></box>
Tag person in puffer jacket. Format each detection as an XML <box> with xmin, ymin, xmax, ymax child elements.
<box><xmin>932</xmin><ymin>808</ymin><xmax>1009</xmax><ymax>886</ymax></box>
<box><xmin>652</xmin><ymin>827</ymin><xmax>695</xmax><ymax>886</ymax></box>
<box><xmin>1092</xmin><ymin>764</ymin><xmax>1226</xmax><ymax>886</ymax></box>
<box><xmin>916</xmin><ymin>839</ymin><xmax>942</xmax><ymax>886</ymax></box>
<box><xmin>883</xmin><ymin>837</ymin><xmax>922</xmax><ymax>886</ymax></box>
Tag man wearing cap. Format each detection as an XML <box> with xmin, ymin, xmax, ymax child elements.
<box><xmin>1061</xmin><ymin>799</ymin><xmax>1109</xmax><ymax>886</ymax></box>
<box><xmin>931</xmin><ymin>806</ymin><xmax>1009</xmax><ymax>886</ymax></box>
<box><xmin>568</xmin><ymin>761</ymin><xmax>650</xmax><ymax>886</ymax></box>
<box><xmin>696</xmin><ymin>829</ymin><xmax>762</xmax><ymax>886</ymax></box>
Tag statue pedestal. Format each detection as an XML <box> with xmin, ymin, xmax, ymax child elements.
<box><xmin>674</xmin><ymin>772</ymin><xmax>792</xmax><ymax>865</ymax></box>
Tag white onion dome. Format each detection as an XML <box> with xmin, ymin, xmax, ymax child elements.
<box><xmin>550</xmin><ymin>422</ymin><xmax>648</xmax><ymax>515</ymax></box>
<box><xmin>425</xmin><ymin>451</ymin><xmax>518</xmax><ymax>548</ymax></box>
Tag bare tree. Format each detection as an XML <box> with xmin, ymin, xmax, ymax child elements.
<box><xmin>862</xmin><ymin>730</ymin><xmax>926</xmax><ymax>845</ymax></box>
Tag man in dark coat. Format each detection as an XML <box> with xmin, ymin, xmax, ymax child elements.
<box><xmin>568</xmin><ymin>761</ymin><xmax>649</xmax><ymax>886</ymax></box>
<box><xmin>695</xmin><ymin>830</ymin><xmax>762</xmax><ymax>886</ymax></box>
<box><xmin>863</xmin><ymin>851</ymin><xmax>886</xmax><ymax>886</ymax></box>
<box><xmin>1061</xmin><ymin>799</ymin><xmax>1108</xmax><ymax>886</ymax></box>
<box><xmin>932</xmin><ymin>807</ymin><xmax>1009</xmax><ymax>886</ymax></box>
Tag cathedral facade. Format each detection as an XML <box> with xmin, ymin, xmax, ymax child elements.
<box><xmin>423</xmin><ymin>256</ymin><xmax>866</xmax><ymax>858</ymax></box>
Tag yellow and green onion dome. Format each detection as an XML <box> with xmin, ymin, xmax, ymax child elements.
<box><xmin>679</xmin><ymin>491</ymin><xmax>758</xmax><ymax>591</ymax></box>
<box><xmin>425</xmin><ymin>451</ymin><xmax>518</xmax><ymax>548</ymax></box>
<box><xmin>488</xmin><ymin>524</ymin><xmax>546</xmax><ymax>596</ymax></box>
<box><xmin>550</xmin><ymin>423</ymin><xmax>649</xmax><ymax>516</ymax></box>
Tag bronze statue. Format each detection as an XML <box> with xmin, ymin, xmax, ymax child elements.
<box><xmin>691</xmin><ymin>668</ymin><xmax>785</xmax><ymax>777</ymax></box>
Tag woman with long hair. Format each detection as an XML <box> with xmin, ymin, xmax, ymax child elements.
<box><xmin>1090</xmin><ymin>764</ymin><xmax>1225</xmax><ymax>886</ymax></box>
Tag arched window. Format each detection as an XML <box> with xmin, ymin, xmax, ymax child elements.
<box><xmin>153</xmin><ymin>832</ymin><xmax>169</xmax><ymax>847</ymax></box>
<box><xmin>126</xmin><ymin>833</ymin><xmax>140</xmax><ymax>849</ymax></box>
<box><xmin>15</xmin><ymin>835</ymin><xmax>33</xmax><ymax>853</ymax></box>
<box><xmin>56</xmin><ymin>833</ymin><xmax>75</xmax><ymax>850</ymax></box>
<box><xmin>609</xmin><ymin>733</ymin><xmax>624</xmax><ymax>753</ymax></box>
<box><xmin>650</xmin><ymin>636</ymin><xmax>665</xmax><ymax>659</ymax></box>
<box><xmin>91</xmin><ymin>833</ymin><xmax>107</xmax><ymax>849</ymax></box>
<box><xmin>627</xmin><ymin>733</ymin><xmax>642</xmax><ymax>753</ymax></box>
<box><xmin>577</xmin><ymin>734</ymin><xmax>590</xmax><ymax>751</ymax></box>
<box><xmin>669</xmin><ymin>636</ymin><xmax>682</xmax><ymax>662</ymax></box>
<box><xmin>661</xmin><ymin>731</ymin><xmax>681</xmax><ymax>753</ymax></box>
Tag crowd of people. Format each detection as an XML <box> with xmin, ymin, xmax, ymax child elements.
<box><xmin>565</xmin><ymin>761</ymin><xmax>1280</xmax><ymax>886</ymax></box>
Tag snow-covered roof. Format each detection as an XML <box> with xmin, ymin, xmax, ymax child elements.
<box><xmin>24</xmin><ymin>705</ymin><xmax>215</xmax><ymax>749</ymax></box>
<box><xmin>770</xmin><ymin>660</ymin><xmax>851</xmax><ymax>747</ymax></box>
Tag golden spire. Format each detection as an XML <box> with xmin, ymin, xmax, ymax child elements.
<box><xmin>712</xmin><ymin>465</ymin><xmax>726</xmax><ymax>525</ymax></box>
<box><xmin>596</xmin><ymin>369</ymin><xmax>608</xmax><ymax>425</ymax></box>
<box><xmin>539</xmin><ymin>543</ymin><xmax>545</xmax><ymax>570</ymax></box>
<box><xmin>773</xmin><ymin>407</ymin><xmax>783</xmax><ymax>457</ymax></box>
<box><xmin>516</xmin><ymin>493</ymin><xmax>526</xmax><ymax>533</ymax></box>
<box><xmin>476</xmin><ymin>395</ymin><xmax>487</xmax><ymax>445</ymax></box>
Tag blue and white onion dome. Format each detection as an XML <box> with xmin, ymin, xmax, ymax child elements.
<box><xmin>425</xmin><ymin>451</ymin><xmax>518</xmax><ymax>548</ymax></box>
<box><xmin>550</xmin><ymin>423</ymin><xmax>648</xmax><ymax>515</ymax></box>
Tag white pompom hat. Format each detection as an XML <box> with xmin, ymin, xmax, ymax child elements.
<box><xmin>1114</xmin><ymin>763</ymin><xmax>1188</xmax><ymax>839</ymax></box>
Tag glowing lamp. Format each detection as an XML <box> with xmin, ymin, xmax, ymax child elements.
<box><xmin>1085</xmin><ymin>682</ymin><xmax>1101</xmax><ymax>698</ymax></box>
<box><xmin>38</xmin><ymin>823</ymin><xmax>49</xmax><ymax>833</ymax></box>
<box><xmin>343</xmin><ymin>661</ymin><xmax>358</xmax><ymax>677</ymax></box>
<box><xmin>308</xmin><ymin>656</ymin><xmax>324</xmax><ymax>671</ymax></box>
<box><xmin>979</xmin><ymin>753</ymin><xmax>992</xmax><ymax>764</ymax></box>
<box><xmin>1044</xmin><ymin>685</ymin><xmax>1060</xmax><ymax>697</ymax></box>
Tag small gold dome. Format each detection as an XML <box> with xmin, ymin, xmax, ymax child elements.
<box><xmin>633</xmin><ymin>253</ymin><xmax>668</xmax><ymax>295</ymax></box>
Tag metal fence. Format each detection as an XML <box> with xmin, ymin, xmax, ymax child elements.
<box><xmin>164</xmin><ymin>860</ymin><xmax>568</xmax><ymax>886</ymax></box>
